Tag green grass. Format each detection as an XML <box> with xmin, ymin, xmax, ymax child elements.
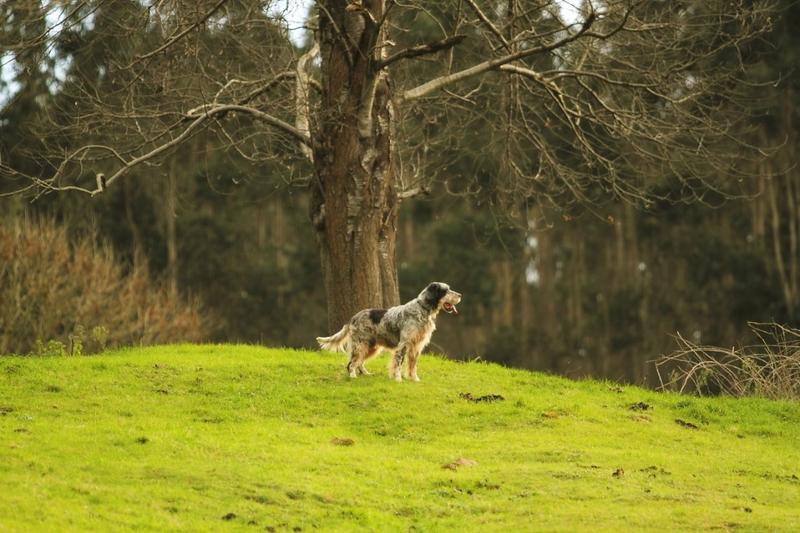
<box><xmin>1</xmin><ymin>345</ymin><xmax>799</xmax><ymax>531</ymax></box>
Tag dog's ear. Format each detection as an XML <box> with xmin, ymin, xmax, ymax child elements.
<box><xmin>422</xmin><ymin>282</ymin><xmax>447</xmax><ymax>308</ymax></box>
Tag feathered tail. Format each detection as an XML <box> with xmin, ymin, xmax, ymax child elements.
<box><xmin>316</xmin><ymin>324</ymin><xmax>351</xmax><ymax>353</ymax></box>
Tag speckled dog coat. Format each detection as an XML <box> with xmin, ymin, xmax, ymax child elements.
<box><xmin>316</xmin><ymin>282</ymin><xmax>462</xmax><ymax>381</ymax></box>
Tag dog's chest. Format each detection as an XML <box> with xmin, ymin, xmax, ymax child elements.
<box><xmin>415</xmin><ymin>317</ymin><xmax>436</xmax><ymax>348</ymax></box>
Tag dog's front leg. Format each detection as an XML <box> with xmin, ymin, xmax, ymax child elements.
<box><xmin>406</xmin><ymin>346</ymin><xmax>421</xmax><ymax>382</ymax></box>
<box><xmin>390</xmin><ymin>345</ymin><xmax>407</xmax><ymax>382</ymax></box>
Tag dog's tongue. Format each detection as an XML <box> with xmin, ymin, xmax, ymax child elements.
<box><xmin>444</xmin><ymin>302</ymin><xmax>458</xmax><ymax>314</ymax></box>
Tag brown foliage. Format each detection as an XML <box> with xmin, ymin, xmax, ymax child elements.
<box><xmin>0</xmin><ymin>219</ymin><xmax>211</xmax><ymax>354</ymax></box>
<box><xmin>655</xmin><ymin>323</ymin><xmax>800</xmax><ymax>400</ymax></box>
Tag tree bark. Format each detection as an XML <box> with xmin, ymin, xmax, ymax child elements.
<box><xmin>311</xmin><ymin>1</ymin><xmax>400</xmax><ymax>330</ymax></box>
<box><xmin>782</xmin><ymin>87</ymin><xmax>799</xmax><ymax>318</ymax></box>
<box><xmin>165</xmin><ymin>157</ymin><xmax>178</xmax><ymax>297</ymax></box>
<box><xmin>123</xmin><ymin>177</ymin><xmax>144</xmax><ymax>267</ymax></box>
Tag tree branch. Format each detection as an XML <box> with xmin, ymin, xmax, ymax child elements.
<box><xmin>295</xmin><ymin>42</ymin><xmax>320</xmax><ymax>162</ymax></box>
<box><xmin>183</xmin><ymin>105</ymin><xmax>312</xmax><ymax>150</ymax></box>
<box><xmin>463</xmin><ymin>0</ymin><xmax>511</xmax><ymax>51</ymax></box>
<box><xmin>400</xmin><ymin>13</ymin><xmax>596</xmax><ymax>102</ymax></box>
<box><xmin>398</xmin><ymin>185</ymin><xmax>430</xmax><ymax>199</ymax></box>
<box><xmin>135</xmin><ymin>0</ymin><xmax>231</xmax><ymax>62</ymax></box>
<box><xmin>376</xmin><ymin>34</ymin><xmax>467</xmax><ymax>70</ymax></box>
<box><xmin>36</xmin><ymin>105</ymin><xmax>311</xmax><ymax>196</ymax></box>
<box><xmin>184</xmin><ymin>72</ymin><xmax>299</xmax><ymax>119</ymax></box>
<box><xmin>318</xmin><ymin>2</ymin><xmax>354</xmax><ymax>66</ymax></box>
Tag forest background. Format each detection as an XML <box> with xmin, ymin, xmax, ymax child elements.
<box><xmin>2</xmin><ymin>0</ymin><xmax>798</xmax><ymax>386</ymax></box>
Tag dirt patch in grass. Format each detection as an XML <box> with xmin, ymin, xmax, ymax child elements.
<box><xmin>459</xmin><ymin>392</ymin><xmax>504</xmax><ymax>403</ymax></box>
<box><xmin>442</xmin><ymin>458</ymin><xmax>478</xmax><ymax>471</ymax></box>
<box><xmin>675</xmin><ymin>419</ymin><xmax>699</xmax><ymax>430</ymax></box>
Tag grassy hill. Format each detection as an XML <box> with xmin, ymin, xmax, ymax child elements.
<box><xmin>1</xmin><ymin>345</ymin><xmax>799</xmax><ymax>531</ymax></box>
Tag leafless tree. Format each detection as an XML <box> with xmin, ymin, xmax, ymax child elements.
<box><xmin>1</xmin><ymin>0</ymin><xmax>776</xmax><ymax>328</ymax></box>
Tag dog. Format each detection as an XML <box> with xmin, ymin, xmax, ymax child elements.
<box><xmin>316</xmin><ymin>282</ymin><xmax>462</xmax><ymax>381</ymax></box>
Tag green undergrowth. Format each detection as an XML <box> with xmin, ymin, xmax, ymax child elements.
<box><xmin>1</xmin><ymin>345</ymin><xmax>799</xmax><ymax>531</ymax></box>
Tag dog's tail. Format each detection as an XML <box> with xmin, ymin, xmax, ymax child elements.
<box><xmin>316</xmin><ymin>324</ymin><xmax>351</xmax><ymax>353</ymax></box>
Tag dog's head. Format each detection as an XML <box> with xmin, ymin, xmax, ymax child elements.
<box><xmin>419</xmin><ymin>282</ymin><xmax>462</xmax><ymax>314</ymax></box>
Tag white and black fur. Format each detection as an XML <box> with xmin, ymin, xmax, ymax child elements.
<box><xmin>316</xmin><ymin>282</ymin><xmax>462</xmax><ymax>381</ymax></box>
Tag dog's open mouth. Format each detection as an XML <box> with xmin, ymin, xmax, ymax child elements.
<box><xmin>443</xmin><ymin>302</ymin><xmax>458</xmax><ymax>314</ymax></box>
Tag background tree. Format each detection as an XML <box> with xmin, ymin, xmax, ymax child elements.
<box><xmin>1</xmin><ymin>0</ymin><xmax>775</xmax><ymax>329</ymax></box>
<box><xmin>5</xmin><ymin>1</ymin><xmax>798</xmax><ymax>387</ymax></box>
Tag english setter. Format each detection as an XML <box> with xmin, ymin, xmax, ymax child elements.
<box><xmin>316</xmin><ymin>282</ymin><xmax>462</xmax><ymax>381</ymax></box>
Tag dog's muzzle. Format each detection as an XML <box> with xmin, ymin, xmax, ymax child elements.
<box><xmin>443</xmin><ymin>291</ymin><xmax>462</xmax><ymax>314</ymax></box>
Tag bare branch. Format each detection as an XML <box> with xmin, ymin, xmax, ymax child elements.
<box><xmin>463</xmin><ymin>0</ymin><xmax>511</xmax><ymax>51</ymax></box>
<box><xmin>376</xmin><ymin>34</ymin><xmax>467</xmax><ymax>70</ymax></box>
<box><xmin>655</xmin><ymin>322</ymin><xmax>800</xmax><ymax>400</ymax></box>
<box><xmin>398</xmin><ymin>185</ymin><xmax>430</xmax><ymax>199</ymax></box>
<box><xmin>185</xmin><ymin>72</ymin><xmax>297</xmax><ymax>118</ymax></box>
<box><xmin>400</xmin><ymin>12</ymin><xmax>597</xmax><ymax>102</ymax></box>
<box><xmin>183</xmin><ymin>105</ymin><xmax>312</xmax><ymax>148</ymax></box>
<box><xmin>134</xmin><ymin>0</ymin><xmax>231</xmax><ymax>63</ymax></box>
<box><xmin>36</xmin><ymin>105</ymin><xmax>311</xmax><ymax>196</ymax></box>
<box><xmin>317</xmin><ymin>2</ymin><xmax>354</xmax><ymax>66</ymax></box>
<box><xmin>296</xmin><ymin>42</ymin><xmax>320</xmax><ymax>162</ymax></box>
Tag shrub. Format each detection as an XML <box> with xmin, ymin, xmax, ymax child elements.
<box><xmin>0</xmin><ymin>219</ymin><xmax>212</xmax><ymax>355</ymax></box>
<box><xmin>655</xmin><ymin>322</ymin><xmax>800</xmax><ymax>400</ymax></box>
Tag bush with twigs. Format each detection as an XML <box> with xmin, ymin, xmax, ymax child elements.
<box><xmin>0</xmin><ymin>219</ymin><xmax>212</xmax><ymax>355</ymax></box>
<box><xmin>655</xmin><ymin>322</ymin><xmax>800</xmax><ymax>400</ymax></box>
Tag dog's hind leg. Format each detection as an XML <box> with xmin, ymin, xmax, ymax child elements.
<box><xmin>347</xmin><ymin>343</ymin><xmax>374</xmax><ymax>378</ymax></box>
<box><xmin>346</xmin><ymin>346</ymin><xmax>363</xmax><ymax>378</ymax></box>
<box><xmin>356</xmin><ymin>346</ymin><xmax>379</xmax><ymax>375</ymax></box>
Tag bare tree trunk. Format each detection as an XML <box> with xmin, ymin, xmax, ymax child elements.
<box><xmin>750</xmin><ymin>175</ymin><xmax>767</xmax><ymax>243</ymax></box>
<box><xmin>378</xmin><ymin>216</ymin><xmax>400</xmax><ymax>308</ymax></box>
<box><xmin>785</xmin><ymin>174</ymin><xmax>798</xmax><ymax>317</ymax></box>
<box><xmin>492</xmin><ymin>258</ymin><xmax>514</xmax><ymax>328</ymax></box>
<box><xmin>256</xmin><ymin>205</ymin><xmax>267</xmax><ymax>248</ymax></box>
<box><xmin>624</xmin><ymin>203</ymin><xmax>639</xmax><ymax>279</ymax></box>
<box><xmin>534</xmin><ymin>214</ymin><xmax>557</xmax><ymax>371</ymax></box>
<box><xmin>311</xmin><ymin>1</ymin><xmax>400</xmax><ymax>330</ymax></box>
<box><xmin>123</xmin><ymin>177</ymin><xmax>144</xmax><ymax>266</ymax></box>
<box><xmin>599</xmin><ymin>291</ymin><xmax>611</xmax><ymax>378</ymax></box>
<box><xmin>782</xmin><ymin>87</ymin><xmax>799</xmax><ymax>317</ymax></box>
<box><xmin>569</xmin><ymin>237</ymin><xmax>584</xmax><ymax>337</ymax></box>
<box><xmin>400</xmin><ymin>212</ymin><xmax>415</xmax><ymax>261</ymax></box>
<box><xmin>519</xmin><ymin>275</ymin><xmax>530</xmax><ymax>359</ymax></box>
<box><xmin>270</xmin><ymin>197</ymin><xmax>288</xmax><ymax>272</ymax></box>
<box><xmin>613</xmin><ymin>214</ymin><xmax>625</xmax><ymax>290</ymax></box>
<box><xmin>268</xmin><ymin>196</ymin><xmax>289</xmax><ymax>308</ymax></box>
<box><xmin>767</xmin><ymin>169</ymin><xmax>794</xmax><ymax>315</ymax></box>
<box><xmin>165</xmin><ymin>157</ymin><xmax>178</xmax><ymax>297</ymax></box>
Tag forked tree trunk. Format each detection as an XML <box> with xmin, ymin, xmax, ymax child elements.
<box><xmin>310</xmin><ymin>1</ymin><xmax>400</xmax><ymax>330</ymax></box>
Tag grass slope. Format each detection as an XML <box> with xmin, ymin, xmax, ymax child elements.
<box><xmin>1</xmin><ymin>345</ymin><xmax>799</xmax><ymax>531</ymax></box>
